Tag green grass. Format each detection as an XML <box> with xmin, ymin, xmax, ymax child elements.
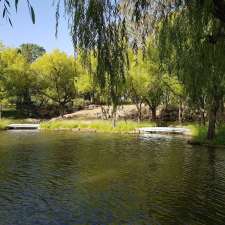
<box><xmin>2</xmin><ymin>117</ymin><xmax>224</xmax><ymax>146</ymax></box>
<box><xmin>186</xmin><ymin>124</ymin><xmax>207</xmax><ymax>139</ymax></box>
<box><xmin>0</xmin><ymin>119</ymin><xmax>15</xmax><ymax>130</ymax></box>
<box><xmin>185</xmin><ymin>123</ymin><xmax>225</xmax><ymax>146</ymax></box>
<box><xmin>41</xmin><ymin>119</ymin><xmax>156</xmax><ymax>133</ymax></box>
<box><xmin>213</xmin><ymin>125</ymin><xmax>225</xmax><ymax>145</ymax></box>
<box><xmin>0</xmin><ymin>118</ymin><xmax>40</xmax><ymax>130</ymax></box>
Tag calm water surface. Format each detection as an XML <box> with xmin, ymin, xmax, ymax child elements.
<box><xmin>0</xmin><ymin>131</ymin><xmax>225</xmax><ymax>225</ymax></box>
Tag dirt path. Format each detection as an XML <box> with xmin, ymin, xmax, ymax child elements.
<box><xmin>51</xmin><ymin>105</ymin><xmax>149</xmax><ymax>120</ymax></box>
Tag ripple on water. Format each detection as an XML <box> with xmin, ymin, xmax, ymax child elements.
<box><xmin>0</xmin><ymin>132</ymin><xmax>224</xmax><ymax>224</ymax></box>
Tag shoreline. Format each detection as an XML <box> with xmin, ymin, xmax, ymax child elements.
<box><xmin>1</xmin><ymin>118</ymin><xmax>225</xmax><ymax>148</ymax></box>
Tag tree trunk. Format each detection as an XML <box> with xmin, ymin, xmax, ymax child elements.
<box><xmin>207</xmin><ymin>111</ymin><xmax>217</xmax><ymax>140</ymax></box>
<box><xmin>151</xmin><ymin>107</ymin><xmax>157</xmax><ymax>121</ymax></box>
<box><xmin>59</xmin><ymin>103</ymin><xmax>65</xmax><ymax>118</ymax></box>
<box><xmin>136</xmin><ymin>103</ymin><xmax>142</xmax><ymax>123</ymax></box>
<box><xmin>201</xmin><ymin>110</ymin><xmax>206</xmax><ymax>126</ymax></box>
<box><xmin>178</xmin><ymin>100</ymin><xmax>183</xmax><ymax>124</ymax></box>
<box><xmin>101</xmin><ymin>106</ymin><xmax>106</xmax><ymax>120</ymax></box>
<box><xmin>207</xmin><ymin>100</ymin><xmax>220</xmax><ymax>140</ymax></box>
<box><xmin>112</xmin><ymin>104</ymin><xmax>117</xmax><ymax>128</ymax></box>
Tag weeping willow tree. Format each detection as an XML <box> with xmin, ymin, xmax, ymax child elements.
<box><xmin>57</xmin><ymin>0</ymin><xmax>128</xmax><ymax>127</ymax></box>
<box><xmin>156</xmin><ymin>1</ymin><xmax>225</xmax><ymax>139</ymax></box>
<box><xmin>57</xmin><ymin>0</ymin><xmax>225</xmax><ymax>133</ymax></box>
<box><xmin>126</xmin><ymin>0</ymin><xmax>225</xmax><ymax>139</ymax></box>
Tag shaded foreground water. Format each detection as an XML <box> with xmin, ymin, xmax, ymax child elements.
<box><xmin>0</xmin><ymin>131</ymin><xmax>225</xmax><ymax>225</ymax></box>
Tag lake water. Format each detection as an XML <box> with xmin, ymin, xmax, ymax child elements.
<box><xmin>0</xmin><ymin>131</ymin><xmax>225</xmax><ymax>225</ymax></box>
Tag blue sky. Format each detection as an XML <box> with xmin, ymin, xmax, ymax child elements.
<box><xmin>0</xmin><ymin>0</ymin><xmax>74</xmax><ymax>55</ymax></box>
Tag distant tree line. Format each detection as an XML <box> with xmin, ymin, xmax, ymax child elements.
<box><xmin>0</xmin><ymin>41</ymin><xmax>215</xmax><ymax>125</ymax></box>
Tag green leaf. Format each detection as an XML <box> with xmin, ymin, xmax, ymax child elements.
<box><xmin>5</xmin><ymin>0</ymin><xmax>10</xmax><ymax>7</ymax></box>
<box><xmin>30</xmin><ymin>6</ymin><xmax>35</xmax><ymax>24</ymax></box>
<box><xmin>3</xmin><ymin>8</ymin><xmax>6</xmax><ymax>18</ymax></box>
<box><xmin>15</xmin><ymin>0</ymin><xmax>19</xmax><ymax>11</ymax></box>
<box><xmin>8</xmin><ymin>18</ymin><xmax>12</xmax><ymax>27</ymax></box>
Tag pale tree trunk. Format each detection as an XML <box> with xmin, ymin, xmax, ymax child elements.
<box><xmin>201</xmin><ymin>110</ymin><xmax>206</xmax><ymax>126</ymax></box>
<box><xmin>136</xmin><ymin>102</ymin><xmax>142</xmax><ymax>123</ymax></box>
<box><xmin>101</xmin><ymin>105</ymin><xmax>110</xmax><ymax>120</ymax></box>
<box><xmin>101</xmin><ymin>106</ymin><xmax>106</xmax><ymax>120</ymax></box>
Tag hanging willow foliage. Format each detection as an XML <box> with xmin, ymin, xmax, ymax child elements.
<box><xmin>1</xmin><ymin>0</ymin><xmax>35</xmax><ymax>25</ymax></box>
<box><xmin>156</xmin><ymin>0</ymin><xmax>225</xmax><ymax>139</ymax></box>
<box><xmin>56</xmin><ymin>0</ymin><xmax>129</xmax><ymax>119</ymax></box>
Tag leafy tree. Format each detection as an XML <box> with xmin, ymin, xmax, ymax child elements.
<box><xmin>32</xmin><ymin>50</ymin><xmax>78</xmax><ymax>116</ymax></box>
<box><xmin>128</xmin><ymin>38</ymin><xmax>184</xmax><ymax>122</ymax></box>
<box><xmin>158</xmin><ymin>1</ymin><xmax>225</xmax><ymax>139</ymax></box>
<box><xmin>19</xmin><ymin>43</ymin><xmax>46</xmax><ymax>63</ymax></box>
<box><xmin>0</xmin><ymin>48</ymin><xmax>35</xmax><ymax>115</ymax></box>
<box><xmin>57</xmin><ymin>0</ymin><xmax>129</xmax><ymax>127</ymax></box>
<box><xmin>75</xmin><ymin>53</ymin><xmax>95</xmax><ymax>102</ymax></box>
<box><xmin>143</xmin><ymin>39</ymin><xmax>165</xmax><ymax>121</ymax></box>
<box><xmin>161</xmin><ymin>74</ymin><xmax>185</xmax><ymax>123</ymax></box>
<box><xmin>128</xmin><ymin>50</ymin><xmax>149</xmax><ymax>122</ymax></box>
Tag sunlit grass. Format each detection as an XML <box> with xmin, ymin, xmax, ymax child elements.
<box><xmin>184</xmin><ymin>123</ymin><xmax>225</xmax><ymax>145</ymax></box>
<box><xmin>0</xmin><ymin>119</ymin><xmax>14</xmax><ymax>130</ymax></box>
<box><xmin>41</xmin><ymin>119</ymin><xmax>156</xmax><ymax>133</ymax></box>
<box><xmin>0</xmin><ymin>118</ymin><xmax>40</xmax><ymax>130</ymax></box>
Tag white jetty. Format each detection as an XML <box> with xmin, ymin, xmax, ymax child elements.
<box><xmin>7</xmin><ymin>124</ymin><xmax>40</xmax><ymax>130</ymax></box>
<box><xmin>139</xmin><ymin>127</ymin><xmax>189</xmax><ymax>135</ymax></box>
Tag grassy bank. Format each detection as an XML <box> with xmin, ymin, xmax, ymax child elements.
<box><xmin>40</xmin><ymin>120</ymin><xmax>225</xmax><ymax>145</ymax></box>
<box><xmin>41</xmin><ymin>119</ymin><xmax>156</xmax><ymax>133</ymax></box>
<box><xmin>0</xmin><ymin>119</ymin><xmax>13</xmax><ymax>130</ymax></box>
<box><xmin>186</xmin><ymin>124</ymin><xmax>225</xmax><ymax>146</ymax></box>
<box><xmin>2</xmin><ymin>118</ymin><xmax>225</xmax><ymax>146</ymax></box>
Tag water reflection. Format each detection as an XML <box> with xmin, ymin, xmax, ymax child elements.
<box><xmin>0</xmin><ymin>131</ymin><xmax>224</xmax><ymax>224</ymax></box>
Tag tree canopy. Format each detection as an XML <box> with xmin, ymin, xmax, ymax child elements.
<box><xmin>19</xmin><ymin>44</ymin><xmax>46</xmax><ymax>63</ymax></box>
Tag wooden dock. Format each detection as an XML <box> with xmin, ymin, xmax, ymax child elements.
<box><xmin>7</xmin><ymin>124</ymin><xmax>40</xmax><ymax>130</ymax></box>
<box><xmin>139</xmin><ymin>127</ymin><xmax>189</xmax><ymax>134</ymax></box>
